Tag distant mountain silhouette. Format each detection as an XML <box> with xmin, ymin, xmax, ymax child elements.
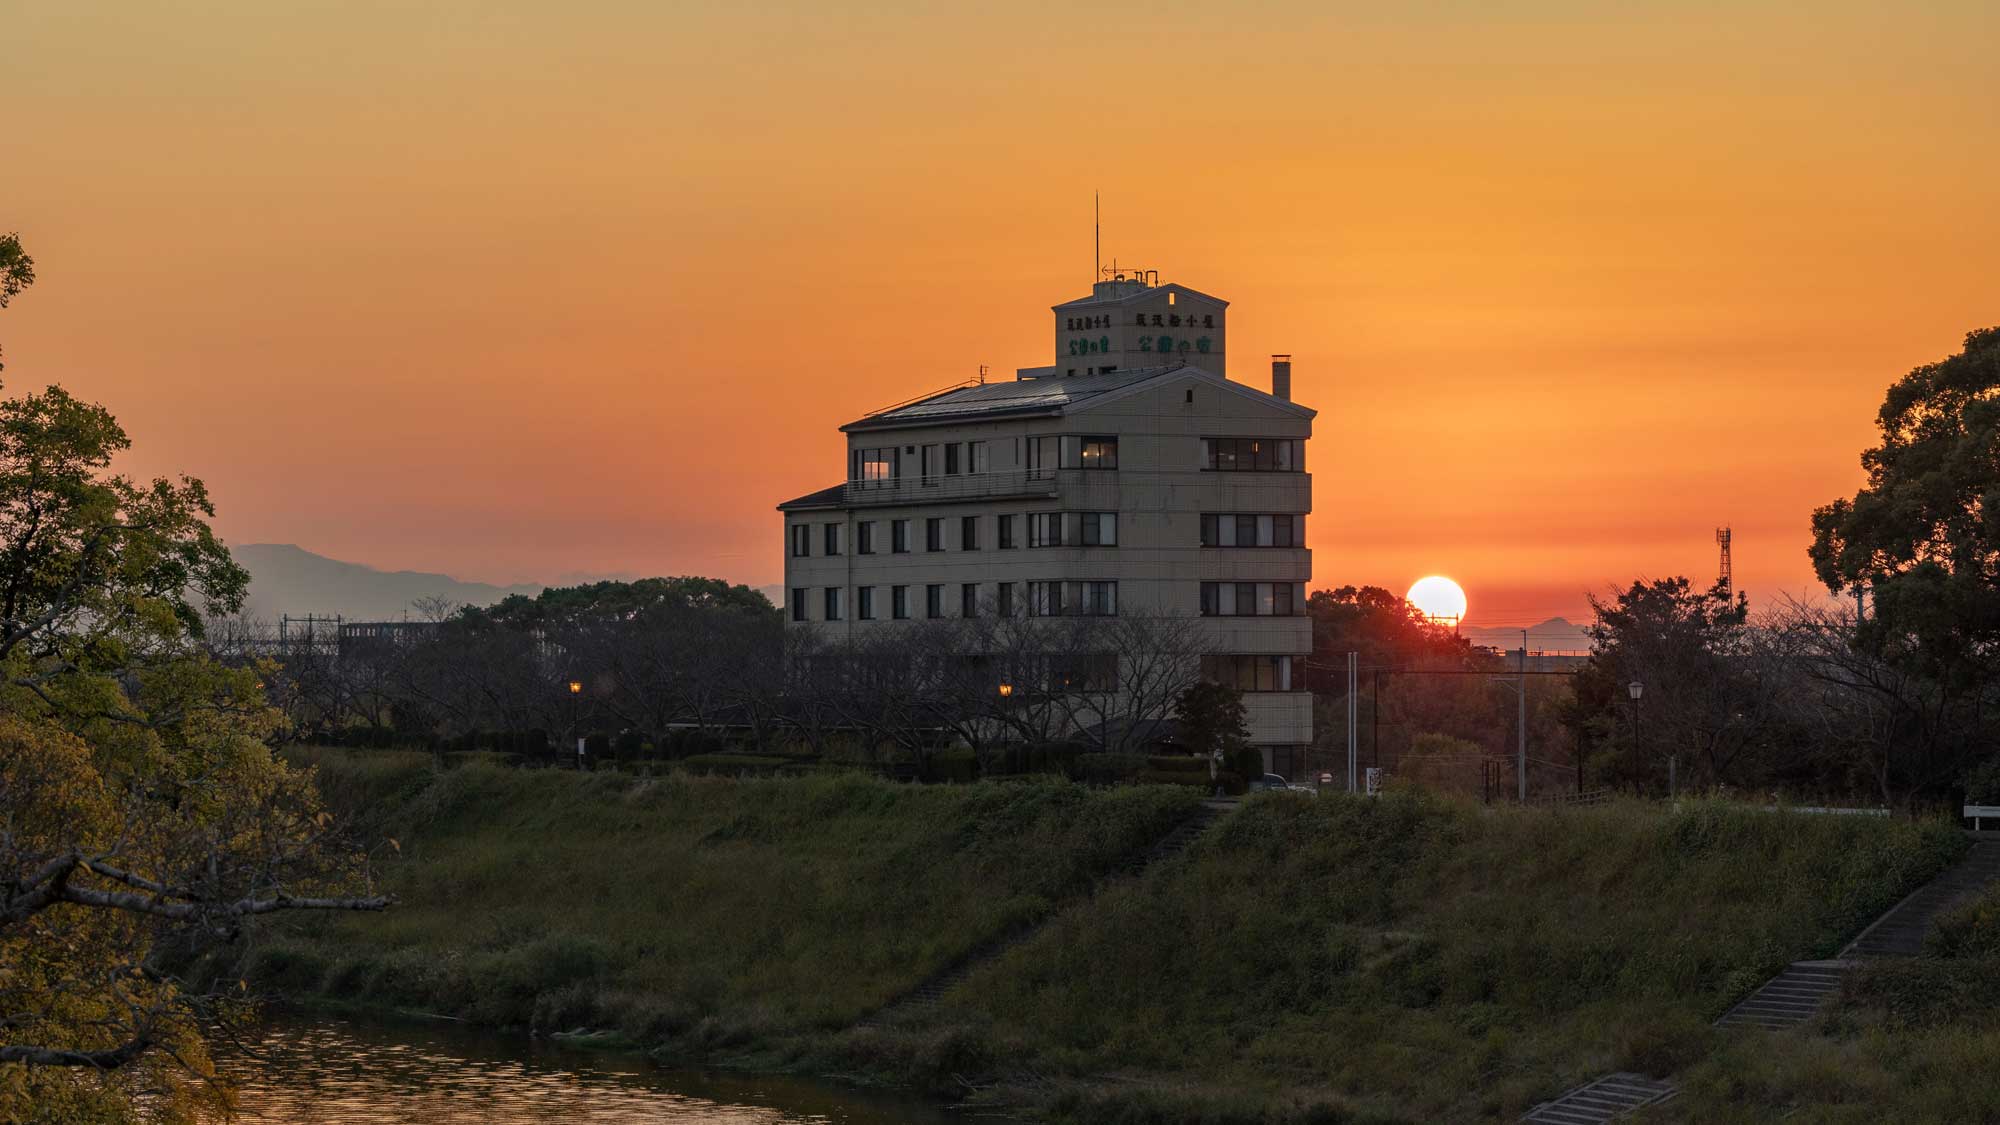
<box><xmin>231</xmin><ymin>543</ymin><xmax>543</xmax><ymax>622</ymax></box>
<box><xmin>1461</xmin><ymin>617</ymin><xmax>1593</xmax><ymax>652</ymax></box>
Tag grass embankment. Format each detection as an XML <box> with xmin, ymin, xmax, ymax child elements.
<box><xmin>251</xmin><ymin>753</ymin><xmax>1964</xmax><ymax>1123</ymax></box>
<box><xmin>244</xmin><ymin>750</ymin><xmax>1200</xmax><ymax>1051</ymax></box>
<box><xmin>852</xmin><ymin>793</ymin><xmax>1962</xmax><ymax>1122</ymax></box>
<box><xmin>1663</xmin><ymin>880</ymin><xmax>2000</xmax><ymax>1123</ymax></box>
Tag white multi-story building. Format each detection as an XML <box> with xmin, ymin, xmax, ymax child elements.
<box><xmin>777</xmin><ymin>275</ymin><xmax>1314</xmax><ymax>773</ymax></box>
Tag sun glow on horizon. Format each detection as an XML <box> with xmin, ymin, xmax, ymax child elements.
<box><xmin>1407</xmin><ymin>576</ymin><xmax>1468</xmax><ymax>625</ymax></box>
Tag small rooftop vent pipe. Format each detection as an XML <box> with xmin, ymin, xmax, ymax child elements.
<box><xmin>1271</xmin><ymin>355</ymin><xmax>1292</xmax><ymax>402</ymax></box>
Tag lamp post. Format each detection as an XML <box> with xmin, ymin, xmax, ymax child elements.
<box><xmin>568</xmin><ymin>679</ymin><xmax>583</xmax><ymax>769</ymax></box>
<box><xmin>1627</xmin><ymin>680</ymin><xmax>1657</xmax><ymax>797</ymax></box>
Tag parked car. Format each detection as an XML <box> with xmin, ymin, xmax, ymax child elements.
<box><xmin>1249</xmin><ymin>772</ymin><xmax>1318</xmax><ymax>796</ymax></box>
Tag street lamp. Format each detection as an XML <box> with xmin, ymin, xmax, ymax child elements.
<box><xmin>997</xmin><ymin>682</ymin><xmax>1014</xmax><ymax>699</ymax></box>
<box><xmin>1626</xmin><ymin>680</ymin><xmax>1666</xmax><ymax>798</ymax></box>
<box><xmin>568</xmin><ymin>680</ymin><xmax>584</xmax><ymax>769</ymax></box>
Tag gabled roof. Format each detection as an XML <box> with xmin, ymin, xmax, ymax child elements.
<box><xmin>776</xmin><ymin>482</ymin><xmax>846</xmax><ymax>512</ymax></box>
<box><xmin>841</xmin><ymin>363</ymin><xmax>1312</xmax><ymax>434</ymax></box>
<box><xmin>1053</xmin><ymin>282</ymin><xmax>1229</xmax><ymax>311</ymax></box>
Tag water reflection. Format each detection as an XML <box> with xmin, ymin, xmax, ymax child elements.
<box><xmin>219</xmin><ymin>1014</ymin><xmax>952</xmax><ymax>1124</ymax></box>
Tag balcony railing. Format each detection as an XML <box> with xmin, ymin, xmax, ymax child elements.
<box><xmin>842</xmin><ymin>469</ymin><xmax>1060</xmax><ymax>507</ymax></box>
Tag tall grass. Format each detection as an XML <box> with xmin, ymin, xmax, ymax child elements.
<box><xmin>881</xmin><ymin>790</ymin><xmax>1961</xmax><ymax>1121</ymax></box>
<box><xmin>244</xmin><ymin>751</ymin><xmax>1201</xmax><ymax>1047</ymax></box>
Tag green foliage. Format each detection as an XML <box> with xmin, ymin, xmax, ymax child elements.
<box><xmin>1811</xmin><ymin>326</ymin><xmax>2000</xmax><ymax>691</ymax></box>
<box><xmin>1307</xmin><ymin>585</ymin><xmax>1488</xmax><ymax>672</ymax></box>
<box><xmin>917</xmin><ymin>793</ymin><xmax>1957</xmax><ymax>1121</ymax></box>
<box><xmin>1963</xmin><ymin>756</ymin><xmax>2000</xmax><ymax>804</ymax></box>
<box><xmin>1927</xmin><ymin>884</ymin><xmax>2000</xmax><ymax>960</ymax></box>
<box><xmin>0</xmin><ymin>231</ymin><xmax>32</xmax><ymax>372</ymax></box>
<box><xmin>1173</xmin><ymin>681</ymin><xmax>1250</xmax><ymax>758</ymax></box>
<box><xmin>1073</xmin><ymin>752</ymin><xmax>1148</xmax><ymax>785</ymax></box>
<box><xmin>250</xmin><ymin>756</ymin><xmax>1202</xmax><ymax>1044</ymax></box>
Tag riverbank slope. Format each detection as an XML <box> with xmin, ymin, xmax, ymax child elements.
<box><xmin>246</xmin><ymin>752</ymin><xmax>1965</xmax><ymax>1122</ymax></box>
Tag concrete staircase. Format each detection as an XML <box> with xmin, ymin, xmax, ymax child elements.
<box><xmin>1842</xmin><ymin>841</ymin><xmax>2000</xmax><ymax>958</ymax></box>
<box><xmin>1521</xmin><ymin>1073</ymin><xmax>1678</xmax><ymax>1124</ymax></box>
<box><xmin>1522</xmin><ymin>837</ymin><xmax>2000</xmax><ymax>1121</ymax></box>
<box><xmin>857</xmin><ymin>800</ymin><xmax>1228</xmax><ymax>1026</ymax></box>
<box><xmin>1712</xmin><ymin>961</ymin><xmax>1848</xmax><ymax>1030</ymax></box>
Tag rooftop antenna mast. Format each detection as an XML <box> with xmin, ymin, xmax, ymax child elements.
<box><xmin>1093</xmin><ymin>190</ymin><xmax>1100</xmax><ymax>280</ymax></box>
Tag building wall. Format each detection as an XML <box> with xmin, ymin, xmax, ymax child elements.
<box><xmin>780</xmin><ymin>370</ymin><xmax>1312</xmax><ymax>750</ymax></box>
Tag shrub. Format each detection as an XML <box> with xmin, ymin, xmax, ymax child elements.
<box><xmin>929</xmin><ymin>747</ymin><xmax>980</xmax><ymax>783</ymax></box>
<box><xmin>681</xmin><ymin>753</ymin><xmax>794</xmax><ymax>776</ymax></box>
<box><xmin>1074</xmin><ymin>753</ymin><xmax>1147</xmax><ymax>785</ymax></box>
<box><xmin>613</xmin><ymin>730</ymin><xmax>645</xmax><ymax>761</ymax></box>
<box><xmin>1964</xmin><ymin>756</ymin><xmax>2000</xmax><ymax>805</ymax></box>
<box><xmin>1929</xmin><ymin>885</ymin><xmax>2000</xmax><ymax>959</ymax></box>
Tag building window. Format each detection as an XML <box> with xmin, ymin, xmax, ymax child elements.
<box><xmin>926</xmin><ymin>584</ymin><xmax>944</xmax><ymax>619</ymax></box>
<box><xmin>945</xmin><ymin>443</ymin><xmax>962</xmax><ymax>475</ymax></box>
<box><xmin>1202</xmin><ymin>437</ymin><xmax>1304</xmax><ymax>472</ymax></box>
<box><xmin>1199</xmin><ymin>512</ymin><xmax>1304</xmax><ymax>547</ymax></box>
<box><xmin>1200</xmin><ymin>655</ymin><xmax>1297</xmax><ymax>692</ymax></box>
<box><xmin>858</xmin><ymin>586</ymin><xmax>876</xmax><ymax>620</ymax></box>
<box><xmin>854</xmin><ymin>447</ymin><xmax>896</xmax><ymax>485</ymax></box>
<box><xmin>891</xmin><ymin>585</ymin><xmax>909</xmax><ymax>620</ymax></box>
<box><xmin>962</xmin><ymin>582</ymin><xmax>980</xmax><ymax>618</ymax></box>
<box><xmin>823</xmin><ymin>523</ymin><xmax>841</xmax><ymax>555</ymax></box>
<box><xmin>824</xmin><ymin>588</ymin><xmax>843</xmax><ymax>621</ymax></box>
<box><xmin>1029</xmin><ymin>512</ymin><xmax>1063</xmax><ymax>547</ymax></box>
<box><xmin>1027</xmin><ymin>435</ymin><xmax>1059</xmax><ymax>479</ymax></box>
<box><xmin>857</xmin><ymin>521</ymin><xmax>876</xmax><ymax>555</ymax></box>
<box><xmin>921</xmin><ymin>443</ymin><xmax>942</xmax><ymax>482</ymax></box>
<box><xmin>790</xmin><ymin>587</ymin><xmax>806</xmax><ymax>622</ymax></box>
<box><xmin>892</xmin><ymin>519</ymin><xmax>910</xmax><ymax>553</ymax></box>
<box><xmin>1028</xmin><ymin>580</ymin><xmax>1116</xmax><ymax>617</ymax></box>
<box><xmin>926</xmin><ymin>517</ymin><xmax>945</xmax><ymax>551</ymax></box>
<box><xmin>1199</xmin><ymin>582</ymin><xmax>1306</xmax><ymax>616</ymax></box>
<box><xmin>968</xmin><ymin>440</ymin><xmax>989</xmax><ymax>473</ymax></box>
<box><xmin>791</xmin><ymin>525</ymin><xmax>810</xmax><ymax>557</ymax></box>
<box><xmin>1080</xmin><ymin>512</ymin><xmax>1116</xmax><ymax>547</ymax></box>
<box><xmin>998</xmin><ymin>514</ymin><xmax>1017</xmax><ymax>549</ymax></box>
<box><xmin>995</xmin><ymin>582</ymin><xmax>1013</xmax><ymax>617</ymax></box>
<box><xmin>1079</xmin><ymin>436</ymin><xmax>1118</xmax><ymax>469</ymax></box>
<box><xmin>961</xmin><ymin>515</ymin><xmax>979</xmax><ymax>550</ymax></box>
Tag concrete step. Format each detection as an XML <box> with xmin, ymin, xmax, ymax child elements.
<box><xmin>1714</xmin><ymin>963</ymin><xmax>1849</xmax><ymax>1030</ymax></box>
<box><xmin>1522</xmin><ymin>1072</ymin><xmax>1677</xmax><ymax>1123</ymax></box>
<box><xmin>1841</xmin><ymin>842</ymin><xmax>2000</xmax><ymax>958</ymax></box>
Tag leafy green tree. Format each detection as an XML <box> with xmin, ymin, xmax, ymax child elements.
<box><xmin>0</xmin><ymin>232</ymin><xmax>31</xmax><ymax>372</ymax></box>
<box><xmin>1808</xmin><ymin>326</ymin><xmax>2000</xmax><ymax>800</ymax></box>
<box><xmin>1811</xmin><ymin>327</ymin><xmax>2000</xmax><ymax>690</ymax></box>
<box><xmin>1566</xmin><ymin>577</ymin><xmax>1778</xmax><ymax>793</ymax></box>
<box><xmin>1172</xmin><ymin>680</ymin><xmax>1251</xmax><ymax>774</ymax></box>
<box><xmin>0</xmin><ymin>239</ymin><xmax>386</xmax><ymax>1120</ymax></box>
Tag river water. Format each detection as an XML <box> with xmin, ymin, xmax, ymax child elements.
<box><xmin>218</xmin><ymin>1014</ymin><xmax>956</xmax><ymax>1124</ymax></box>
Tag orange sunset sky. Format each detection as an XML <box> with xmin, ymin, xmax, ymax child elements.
<box><xmin>8</xmin><ymin>2</ymin><xmax>1997</xmax><ymax>625</ymax></box>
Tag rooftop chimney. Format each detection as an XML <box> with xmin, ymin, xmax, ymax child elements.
<box><xmin>1270</xmin><ymin>355</ymin><xmax>1292</xmax><ymax>402</ymax></box>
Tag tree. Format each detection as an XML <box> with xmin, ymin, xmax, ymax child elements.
<box><xmin>0</xmin><ymin>232</ymin><xmax>32</xmax><ymax>372</ymax></box>
<box><xmin>1808</xmin><ymin>327</ymin><xmax>2000</xmax><ymax>801</ymax></box>
<box><xmin>0</xmin><ymin>257</ymin><xmax>387</xmax><ymax>1118</ymax></box>
<box><xmin>1567</xmin><ymin>576</ymin><xmax>1777</xmax><ymax>793</ymax></box>
<box><xmin>1173</xmin><ymin>680</ymin><xmax>1251</xmax><ymax>770</ymax></box>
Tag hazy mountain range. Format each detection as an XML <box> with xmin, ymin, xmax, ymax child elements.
<box><xmin>1461</xmin><ymin>618</ymin><xmax>1593</xmax><ymax>652</ymax></box>
<box><xmin>231</xmin><ymin>544</ymin><xmax>545</xmax><ymax>622</ymax></box>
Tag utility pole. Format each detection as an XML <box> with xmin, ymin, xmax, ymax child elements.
<box><xmin>1516</xmin><ymin>628</ymin><xmax>1527</xmax><ymax>803</ymax></box>
<box><xmin>1347</xmin><ymin>651</ymin><xmax>1358</xmax><ymax>793</ymax></box>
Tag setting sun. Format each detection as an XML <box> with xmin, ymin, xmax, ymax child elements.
<box><xmin>1407</xmin><ymin>576</ymin><xmax>1468</xmax><ymax>625</ymax></box>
